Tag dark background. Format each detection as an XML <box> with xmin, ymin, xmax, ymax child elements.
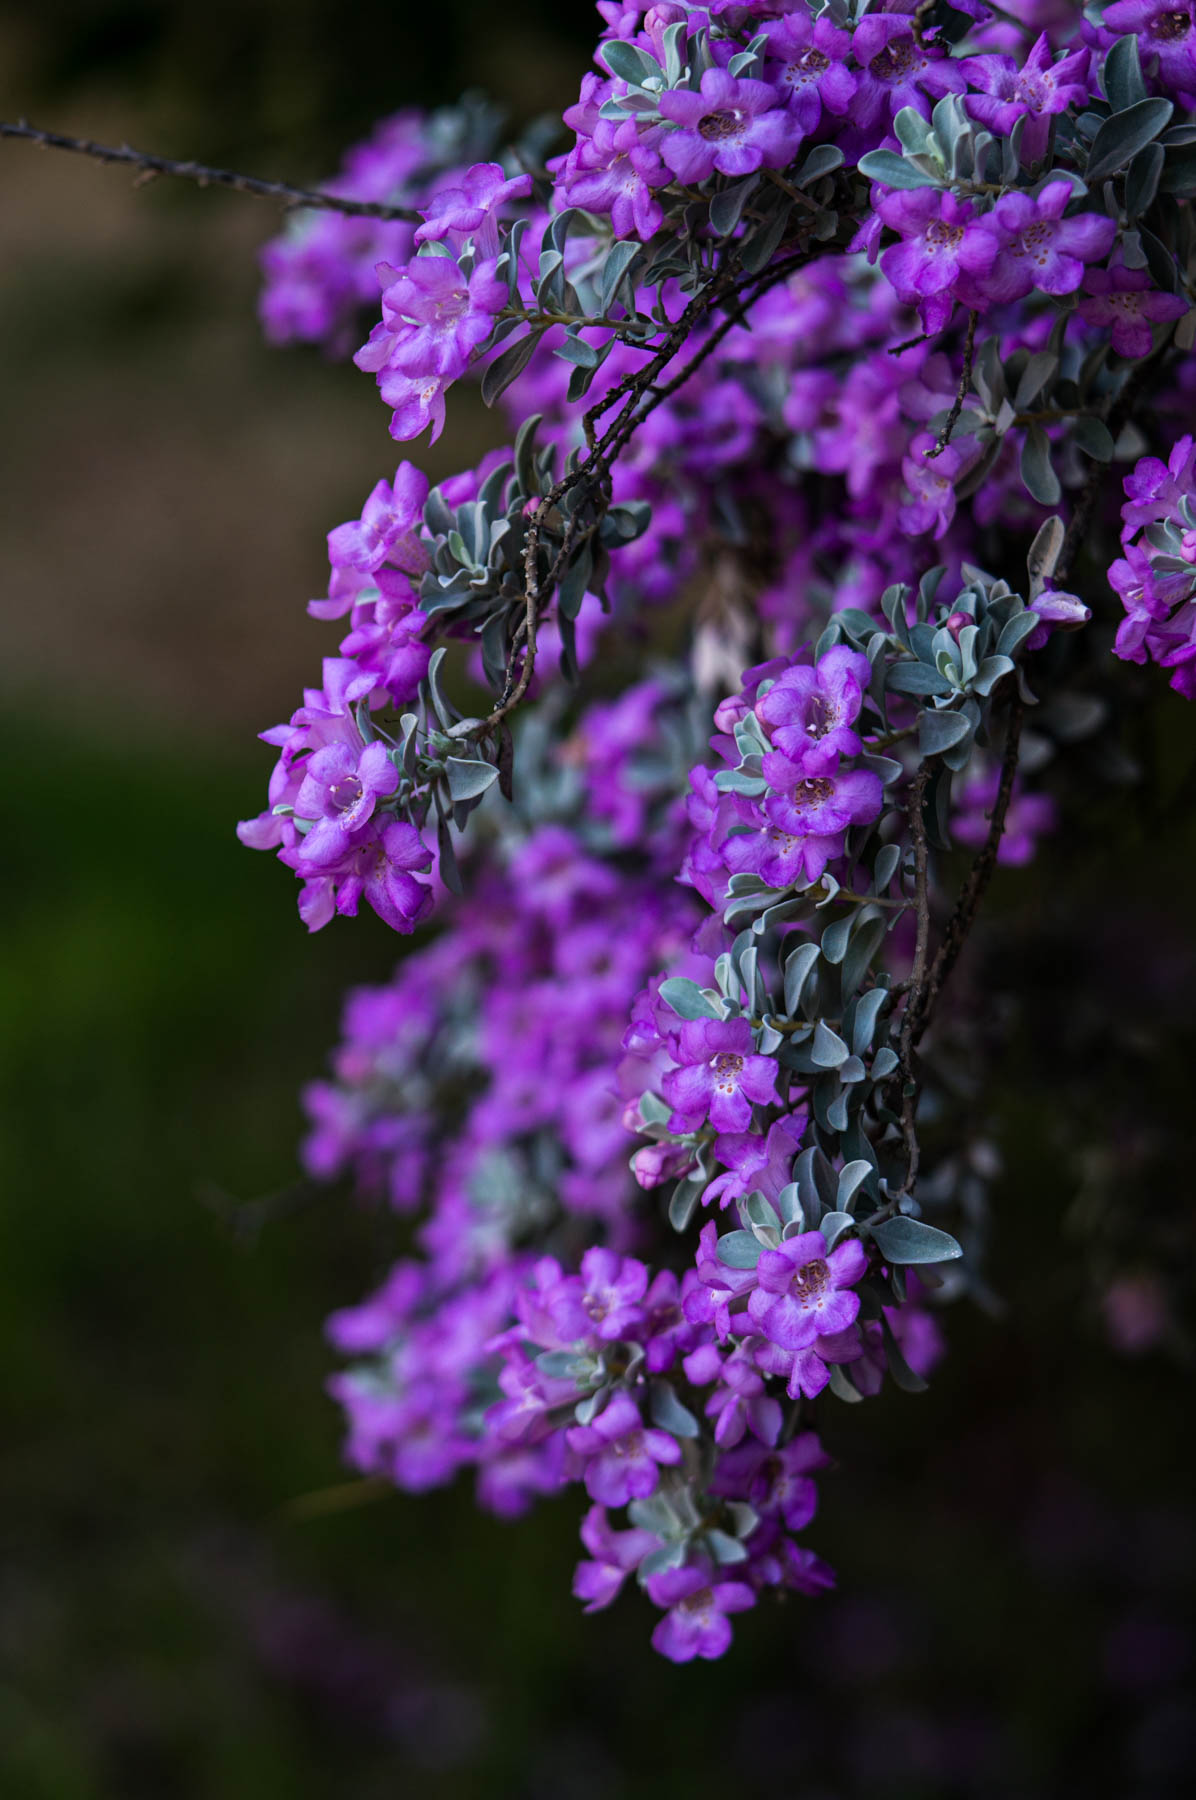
<box><xmin>1</xmin><ymin>5</ymin><xmax>1193</xmax><ymax>1796</ymax></box>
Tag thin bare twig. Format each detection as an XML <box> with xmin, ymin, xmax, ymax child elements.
<box><xmin>0</xmin><ymin>118</ymin><xmax>421</xmax><ymax>221</ymax></box>
<box><xmin>897</xmin><ymin>764</ymin><xmax>932</xmax><ymax>1194</ymax></box>
<box><xmin>913</xmin><ymin>694</ymin><xmax>1025</xmax><ymax>1048</ymax></box>
<box><xmin>927</xmin><ymin>310</ymin><xmax>978</xmax><ymax>458</ymax></box>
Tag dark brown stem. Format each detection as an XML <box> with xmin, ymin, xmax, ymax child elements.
<box><xmin>927</xmin><ymin>310</ymin><xmax>978</xmax><ymax>459</ymax></box>
<box><xmin>896</xmin><ymin>764</ymin><xmax>932</xmax><ymax>1195</ymax></box>
<box><xmin>0</xmin><ymin>118</ymin><xmax>420</xmax><ymax>221</ymax></box>
<box><xmin>912</xmin><ymin>694</ymin><xmax>1025</xmax><ymax>1048</ymax></box>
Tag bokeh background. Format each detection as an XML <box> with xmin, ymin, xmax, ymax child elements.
<box><xmin>1</xmin><ymin>4</ymin><xmax>1193</xmax><ymax>1796</ymax></box>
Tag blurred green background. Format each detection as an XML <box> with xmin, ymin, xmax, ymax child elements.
<box><xmin>1</xmin><ymin>5</ymin><xmax>1193</xmax><ymax>1796</ymax></box>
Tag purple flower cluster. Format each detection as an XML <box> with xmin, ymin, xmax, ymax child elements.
<box><xmin>259</xmin><ymin>104</ymin><xmax>505</xmax><ymax>353</ymax></box>
<box><xmin>355</xmin><ymin>246</ymin><xmax>510</xmax><ymax>443</ymax></box>
<box><xmin>680</xmin><ymin>646</ymin><xmax>884</xmax><ymax>906</ymax></box>
<box><xmin>236</xmin><ymin>657</ymin><xmax>433</xmax><ymax>932</ymax></box>
<box><xmin>1110</xmin><ymin>435</ymin><xmax>1196</xmax><ymax>698</ymax></box>
<box><xmin>236</xmin><ymin>0</ymin><xmax>1196</xmax><ymax>1666</ymax></box>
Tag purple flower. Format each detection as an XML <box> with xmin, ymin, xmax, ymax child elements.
<box><xmin>368</xmin><ymin>254</ymin><xmax>508</xmax><ymax>381</ymax></box>
<box><xmin>639</xmin><ymin>1269</ymin><xmax>701</xmax><ymax>1373</ymax></box>
<box><xmin>1122</xmin><ymin>433</ymin><xmax>1196</xmax><ymax>532</ymax></box>
<box><xmin>355</xmin><ymin>254</ymin><xmax>507</xmax><ymax>440</ymax></box>
<box><xmin>878</xmin><ymin>190</ymin><xmax>997</xmax><ymax>310</ymax></box>
<box><xmin>960</xmin><ymin>183</ymin><xmax>1116</xmax><ymax>307</ymax></box>
<box><xmin>760</xmin><ymin>753</ymin><xmax>884</xmax><ymax>839</ymax></box>
<box><xmin>702</xmin><ymin>1112</ymin><xmax>808</xmax><ymax>1211</ymax></box>
<box><xmin>963</xmin><ymin>33</ymin><xmax>1092</xmax><ymax>165</ymax></box>
<box><xmin>281</xmin><ymin>818</ymin><xmax>433</xmax><ymax>934</ymax></box>
<box><xmin>1078</xmin><ymin>266</ymin><xmax>1190</xmax><ymax>360</ymax></box>
<box><xmin>710</xmin><ymin>1431</ymin><xmax>829</xmax><ymax>1530</ymax></box>
<box><xmin>658</xmin><ymin>68</ymin><xmax>801</xmax><ymax>184</ymax></box>
<box><xmin>754</xmin><ymin>1325</ymin><xmax>864</xmax><ymax>1399</ymax></box>
<box><xmin>382</xmin><ymin>374</ymin><xmax>448</xmax><ymax>444</ymax></box>
<box><xmin>661</xmin><ymin>1016</ymin><xmax>781</xmax><ymax>1134</ymax></box>
<box><xmin>325</xmin><ymin>462</ymin><xmax>430</xmax><ymax>578</ymax></box>
<box><xmin>294</xmin><ymin>739</ymin><xmax>400</xmax><ymax>840</ymax></box>
<box><xmin>414</xmin><ymin>162</ymin><xmax>533</xmax><ymax>259</ymax></box>
<box><xmin>721</xmin><ymin>804</ymin><xmax>845</xmax><ymax>890</ymax></box>
<box><xmin>701</xmin><ymin>1344</ymin><xmax>783</xmax><ymax>1449</ymax></box>
<box><xmin>748</xmin><ymin>1228</ymin><xmax>867</xmax><ymax>1352</ymax></box>
<box><xmin>852</xmin><ymin>15</ymin><xmax>966</xmax><ymax>127</ymax></box>
<box><xmin>646</xmin><ymin>1563</ymin><xmax>755</xmax><ymax>1662</ymax></box>
<box><xmin>573</xmin><ymin>1506</ymin><xmax>659</xmax><ymax>1612</ymax></box>
<box><xmin>566</xmin><ymin>1391</ymin><xmax>682</xmax><ymax>1507</ymax></box>
<box><xmin>577</xmin><ymin>1248</ymin><xmax>650</xmax><ymax>1342</ymax></box>
<box><xmin>756</xmin><ymin>646</ymin><xmax>872</xmax><ymax>773</ymax></box>
<box><xmin>760</xmin><ymin>12</ymin><xmax>857</xmax><ymax>135</ymax></box>
<box><xmin>1104</xmin><ymin>2</ymin><xmax>1196</xmax><ymax>96</ymax></box>
<box><xmin>564</xmin><ymin>118</ymin><xmax>670</xmax><ymax>240</ymax></box>
<box><xmin>684</xmin><ymin>1220</ymin><xmax>758</xmax><ymax>1340</ymax></box>
<box><xmin>486</xmin><ymin>1347</ymin><xmax>579</xmax><ymax>1447</ymax></box>
<box><xmin>899</xmin><ymin>430</ymin><xmax>980</xmax><ymax>539</ymax></box>
<box><xmin>337</xmin><ymin>582</ymin><xmax>432</xmax><ymax>706</ymax></box>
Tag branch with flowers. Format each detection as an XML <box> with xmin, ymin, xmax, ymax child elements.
<box><xmin>15</xmin><ymin>0</ymin><xmax>1196</xmax><ymax>1662</ymax></box>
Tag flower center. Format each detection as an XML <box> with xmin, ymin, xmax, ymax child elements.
<box><xmin>1156</xmin><ymin>8</ymin><xmax>1192</xmax><ymax>41</ymax></box>
<box><xmin>925</xmin><ymin>219</ymin><xmax>964</xmax><ymax>252</ymax></box>
<box><xmin>329</xmin><ymin>776</ymin><xmax>365</xmax><ymax>811</ymax></box>
<box><xmin>786</xmin><ymin>48</ymin><xmax>829</xmax><ymax>85</ymax></box>
<box><xmin>698</xmin><ymin>109</ymin><xmax>742</xmax><ymax>141</ymax></box>
<box><xmin>1014</xmin><ymin>220</ymin><xmax>1053</xmax><ymax>260</ymax></box>
<box><xmin>791</xmin><ymin>1258</ymin><xmax>829</xmax><ymax>1302</ymax></box>
<box><xmin>613</xmin><ymin>1430</ymin><xmax>643</xmax><ymax>1459</ymax></box>
<box><xmin>805</xmin><ymin>693</ymin><xmax>835</xmax><ymax>737</ymax></box>
<box><xmin>712</xmin><ymin>1052</ymin><xmax>745</xmax><ymax>1079</ymax></box>
<box><xmin>679</xmin><ymin>1587</ymin><xmax>714</xmax><ymax>1619</ymax></box>
<box><xmin>870</xmin><ymin>40</ymin><xmax>918</xmax><ymax>82</ymax></box>
<box><xmin>795</xmin><ymin>778</ymin><xmax>834</xmax><ymax>805</ymax></box>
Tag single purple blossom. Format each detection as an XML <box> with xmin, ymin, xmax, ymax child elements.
<box><xmin>646</xmin><ymin>1562</ymin><xmax>756</xmax><ymax>1662</ymax></box>
<box><xmin>658</xmin><ymin>68</ymin><xmax>801</xmax><ymax>183</ymax></box>
<box><xmin>414</xmin><ymin>162</ymin><xmax>533</xmax><ymax>258</ymax></box>
<box><xmin>368</xmin><ymin>254</ymin><xmax>508</xmax><ymax>381</ymax></box>
<box><xmin>899</xmin><ymin>430</ymin><xmax>980</xmax><ymax>539</ymax></box>
<box><xmin>852</xmin><ymin>15</ymin><xmax>967</xmax><ymax>127</ymax></box>
<box><xmin>700</xmin><ymin>1343</ymin><xmax>784</xmax><ymax>1449</ymax></box>
<box><xmin>720</xmin><ymin>803</ymin><xmax>845</xmax><ymax>890</ymax></box>
<box><xmin>325</xmin><ymin>462</ymin><xmax>431</xmax><ymax>578</ymax></box>
<box><xmin>1078</xmin><ymin>266</ymin><xmax>1190</xmax><ymax>360</ymax></box>
<box><xmin>748</xmin><ymin>1228</ymin><xmax>867</xmax><ymax>1352</ymax></box>
<box><xmin>702</xmin><ymin>1111</ymin><xmax>808</xmax><ymax>1210</ymax></box>
<box><xmin>710</xmin><ymin>1431</ymin><xmax>829</xmax><ymax>1530</ymax></box>
<box><xmin>878</xmin><ymin>190</ymin><xmax>997</xmax><ymax>308</ymax></box>
<box><xmin>1122</xmin><ymin>433</ymin><xmax>1196</xmax><ymax>532</ymax></box>
<box><xmin>963</xmin><ymin>33</ymin><xmax>1091</xmax><ymax>164</ymax></box>
<box><xmin>756</xmin><ymin>646</ymin><xmax>872</xmax><ymax>772</ymax></box>
<box><xmin>294</xmin><ymin>739</ymin><xmax>400</xmax><ymax>838</ymax></box>
<box><xmin>1104</xmin><ymin>2</ymin><xmax>1196</xmax><ymax>96</ymax></box>
<box><xmin>573</xmin><ymin>1506</ymin><xmax>659</xmax><ymax>1612</ymax></box>
<box><xmin>760</xmin><ymin>12</ymin><xmax>857</xmax><ymax>135</ymax></box>
<box><xmin>960</xmin><ymin>183</ymin><xmax>1116</xmax><ymax>307</ymax></box>
<box><xmin>684</xmin><ymin>1220</ymin><xmax>758</xmax><ymax>1340</ymax></box>
<box><xmin>661</xmin><ymin>1016</ymin><xmax>781</xmax><ymax>1134</ymax></box>
<box><xmin>754</xmin><ymin>1325</ymin><xmax>864</xmax><ymax>1399</ymax></box>
<box><xmin>564</xmin><ymin>118</ymin><xmax>670</xmax><ymax>240</ymax></box>
<box><xmin>761</xmin><ymin>753</ymin><xmax>884</xmax><ymax>839</ymax></box>
<box><xmin>566</xmin><ymin>1390</ymin><xmax>682</xmax><ymax>1507</ymax></box>
<box><xmin>281</xmin><ymin>818</ymin><xmax>433</xmax><ymax>934</ymax></box>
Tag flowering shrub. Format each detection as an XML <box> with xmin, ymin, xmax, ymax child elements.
<box><xmin>22</xmin><ymin>0</ymin><xmax>1190</xmax><ymax>1664</ymax></box>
